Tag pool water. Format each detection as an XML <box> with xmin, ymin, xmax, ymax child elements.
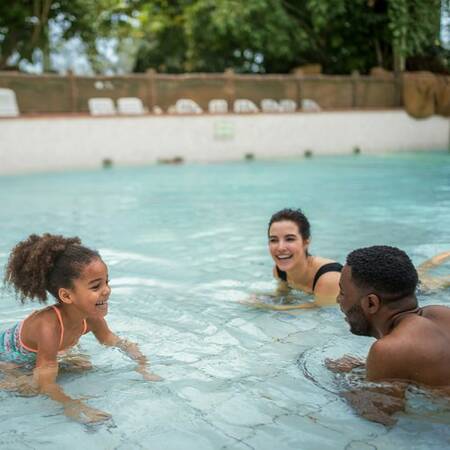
<box><xmin>0</xmin><ymin>151</ymin><xmax>449</xmax><ymax>449</ymax></box>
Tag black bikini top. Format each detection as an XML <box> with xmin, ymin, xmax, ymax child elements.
<box><xmin>276</xmin><ymin>262</ymin><xmax>343</xmax><ymax>292</ymax></box>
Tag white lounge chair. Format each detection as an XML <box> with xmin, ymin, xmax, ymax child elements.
<box><xmin>233</xmin><ymin>99</ymin><xmax>259</xmax><ymax>113</ymax></box>
<box><xmin>261</xmin><ymin>99</ymin><xmax>280</xmax><ymax>113</ymax></box>
<box><xmin>88</xmin><ymin>98</ymin><xmax>116</xmax><ymax>116</ymax></box>
<box><xmin>208</xmin><ymin>99</ymin><xmax>228</xmax><ymax>113</ymax></box>
<box><xmin>0</xmin><ymin>88</ymin><xmax>19</xmax><ymax>117</ymax></box>
<box><xmin>279</xmin><ymin>99</ymin><xmax>297</xmax><ymax>113</ymax></box>
<box><xmin>301</xmin><ymin>99</ymin><xmax>321</xmax><ymax>112</ymax></box>
<box><xmin>117</xmin><ymin>97</ymin><xmax>145</xmax><ymax>115</ymax></box>
<box><xmin>175</xmin><ymin>99</ymin><xmax>203</xmax><ymax>114</ymax></box>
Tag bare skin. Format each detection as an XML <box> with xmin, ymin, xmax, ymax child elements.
<box><xmin>326</xmin><ymin>264</ymin><xmax>450</xmax><ymax>425</ymax></box>
<box><xmin>0</xmin><ymin>258</ymin><xmax>161</xmax><ymax>424</ymax></box>
<box><xmin>244</xmin><ymin>220</ymin><xmax>340</xmax><ymax>311</ymax></box>
<box><xmin>417</xmin><ymin>250</ymin><xmax>450</xmax><ymax>291</ymax></box>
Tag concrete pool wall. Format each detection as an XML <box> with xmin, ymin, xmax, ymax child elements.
<box><xmin>0</xmin><ymin>110</ymin><xmax>448</xmax><ymax>175</ymax></box>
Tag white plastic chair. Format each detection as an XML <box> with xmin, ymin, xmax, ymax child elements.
<box><xmin>88</xmin><ymin>98</ymin><xmax>116</xmax><ymax>116</ymax></box>
<box><xmin>0</xmin><ymin>88</ymin><xmax>19</xmax><ymax>117</ymax></box>
<box><xmin>175</xmin><ymin>99</ymin><xmax>203</xmax><ymax>114</ymax></box>
<box><xmin>261</xmin><ymin>99</ymin><xmax>280</xmax><ymax>113</ymax></box>
<box><xmin>233</xmin><ymin>99</ymin><xmax>259</xmax><ymax>113</ymax></box>
<box><xmin>117</xmin><ymin>97</ymin><xmax>145</xmax><ymax>115</ymax></box>
<box><xmin>279</xmin><ymin>99</ymin><xmax>297</xmax><ymax>113</ymax></box>
<box><xmin>301</xmin><ymin>99</ymin><xmax>321</xmax><ymax>112</ymax></box>
<box><xmin>208</xmin><ymin>99</ymin><xmax>228</xmax><ymax>113</ymax></box>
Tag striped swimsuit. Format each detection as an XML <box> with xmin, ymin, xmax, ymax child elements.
<box><xmin>0</xmin><ymin>305</ymin><xmax>87</xmax><ymax>365</ymax></box>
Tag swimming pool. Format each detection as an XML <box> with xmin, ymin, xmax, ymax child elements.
<box><xmin>0</xmin><ymin>151</ymin><xmax>449</xmax><ymax>449</ymax></box>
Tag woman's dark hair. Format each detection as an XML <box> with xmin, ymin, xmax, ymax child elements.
<box><xmin>4</xmin><ymin>233</ymin><xmax>100</xmax><ymax>303</ymax></box>
<box><xmin>346</xmin><ymin>245</ymin><xmax>418</xmax><ymax>299</ymax></box>
<box><xmin>268</xmin><ymin>208</ymin><xmax>311</xmax><ymax>240</ymax></box>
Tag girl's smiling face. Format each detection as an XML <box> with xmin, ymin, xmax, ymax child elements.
<box><xmin>268</xmin><ymin>220</ymin><xmax>310</xmax><ymax>272</ymax></box>
<box><xmin>68</xmin><ymin>258</ymin><xmax>111</xmax><ymax>317</ymax></box>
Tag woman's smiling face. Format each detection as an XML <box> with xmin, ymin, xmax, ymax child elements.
<box><xmin>268</xmin><ymin>220</ymin><xmax>309</xmax><ymax>272</ymax></box>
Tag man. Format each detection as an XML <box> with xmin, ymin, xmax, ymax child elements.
<box><xmin>327</xmin><ymin>245</ymin><xmax>450</xmax><ymax>425</ymax></box>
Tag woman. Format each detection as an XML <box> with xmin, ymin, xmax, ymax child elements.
<box><xmin>249</xmin><ymin>208</ymin><xmax>342</xmax><ymax>311</ymax></box>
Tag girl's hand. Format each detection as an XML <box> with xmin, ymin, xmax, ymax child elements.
<box><xmin>64</xmin><ymin>400</ymin><xmax>111</xmax><ymax>424</ymax></box>
<box><xmin>136</xmin><ymin>366</ymin><xmax>163</xmax><ymax>382</ymax></box>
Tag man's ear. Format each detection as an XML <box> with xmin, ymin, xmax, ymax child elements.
<box><xmin>361</xmin><ymin>293</ymin><xmax>380</xmax><ymax>315</ymax></box>
<box><xmin>58</xmin><ymin>287</ymin><xmax>73</xmax><ymax>305</ymax></box>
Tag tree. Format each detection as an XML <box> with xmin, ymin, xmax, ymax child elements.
<box><xmin>133</xmin><ymin>0</ymin><xmax>446</xmax><ymax>74</ymax></box>
<box><xmin>0</xmin><ymin>0</ymin><xmax>128</xmax><ymax>72</ymax></box>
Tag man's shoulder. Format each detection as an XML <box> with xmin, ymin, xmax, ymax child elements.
<box><xmin>366</xmin><ymin>335</ymin><xmax>418</xmax><ymax>381</ymax></box>
<box><xmin>395</xmin><ymin>305</ymin><xmax>450</xmax><ymax>337</ymax></box>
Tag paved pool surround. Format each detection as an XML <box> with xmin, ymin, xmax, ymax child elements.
<box><xmin>0</xmin><ymin>110</ymin><xmax>448</xmax><ymax>174</ymax></box>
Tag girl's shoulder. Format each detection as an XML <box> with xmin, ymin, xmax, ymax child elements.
<box><xmin>22</xmin><ymin>305</ymin><xmax>61</xmax><ymax>342</ymax></box>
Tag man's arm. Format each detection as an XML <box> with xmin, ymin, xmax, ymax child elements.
<box><xmin>87</xmin><ymin>317</ymin><xmax>162</xmax><ymax>381</ymax></box>
<box><xmin>326</xmin><ymin>342</ymin><xmax>408</xmax><ymax>426</ymax></box>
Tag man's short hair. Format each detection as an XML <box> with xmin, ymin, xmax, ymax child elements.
<box><xmin>346</xmin><ymin>245</ymin><xmax>418</xmax><ymax>299</ymax></box>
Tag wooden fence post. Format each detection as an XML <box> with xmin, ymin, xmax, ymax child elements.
<box><xmin>146</xmin><ymin>68</ymin><xmax>157</xmax><ymax>111</ymax></box>
<box><xmin>351</xmin><ymin>70</ymin><xmax>360</xmax><ymax>108</ymax></box>
<box><xmin>394</xmin><ymin>71</ymin><xmax>403</xmax><ymax>107</ymax></box>
<box><xmin>224</xmin><ymin>68</ymin><xmax>235</xmax><ymax>112</ymax></box>
<box><xmin>295</xmin><ymin>74</ymin><xmax>303</xmax><ymax>109</ymax></box>
<box><xmin>67</xmin><ymin>69</ymin><xmax>77</xmax><ymax>113</ymax></box>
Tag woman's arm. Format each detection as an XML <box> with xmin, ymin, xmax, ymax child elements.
<box><xmin>417</xmin><ymin>251</ymin><xmax>450</xmax><ymax>290</ymax></box>
<box><xmin>242</xmin><ymin>268</ymin><xmax>319</xmax><ymax>311</ymax></box>
<box><xmin>417</xmin><ymin>251</ymin><xmax>450</xmax><ymax>275</ymax></box>
<box><xmin>87</xmin><ymin>317</ymin><xmax>162</xmax><ymax>381</ymax></box>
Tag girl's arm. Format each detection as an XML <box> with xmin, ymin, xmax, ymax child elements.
<box><xmin>34</xmin><ymin>323</ymin><xmax>110</xmax><ymax>423</ymax></box>
<box><xmin>87</xmin><ymin>317</ymin><xmax>162</xmax><ymax>381</ymax></box>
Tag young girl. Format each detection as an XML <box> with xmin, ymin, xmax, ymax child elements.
<box><xmin>0</xmin><ymin>233</ymin><xmax>161</xmax><ymax>424</ymax></box>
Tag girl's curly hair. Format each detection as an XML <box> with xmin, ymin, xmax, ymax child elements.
<box><xmin>4</xmin><ymin>233</ymin><xmax>100</xmax><ymax>303</ymax></box>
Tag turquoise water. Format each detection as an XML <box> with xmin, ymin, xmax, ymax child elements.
<box><xmin>0</xmin><ymin>152</ymin><xmax>449</xmax><ymax>449</ymax></box>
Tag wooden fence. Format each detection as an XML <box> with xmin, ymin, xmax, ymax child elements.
<box><xmin>0</xmin><ymin>69</ymin><xmax>402</xmax><ymax>114</ymax></box>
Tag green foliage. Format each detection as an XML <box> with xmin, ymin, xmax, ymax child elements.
<box><xmin>132</xmin><ymin>0</ymin><xmax>396</xmax><ymax>74</ymax></box>
<box><xmin>388</xmin><ymin>0</ymin><xmax>441</xmax><ymax>71</ymax></box>
<box><xmin>0</xmin><ymin>0</ymin><xmax>446</xmax><ymax>74</ymax></box>
<box><xmin>0</xmin><ymin>0</ymin><xmax>127</xmax><ymax>71</ymax></box>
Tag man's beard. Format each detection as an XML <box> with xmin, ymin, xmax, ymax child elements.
<box><xmin>346</xmin><ymin>302</ymin><xmax>372</xmax><ymax>336</ymax></box>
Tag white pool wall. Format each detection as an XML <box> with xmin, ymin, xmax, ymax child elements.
<box><xmin>0</xmin><ymin>110</ymin><xmax>448</xmax><ymax>174</ymax></box>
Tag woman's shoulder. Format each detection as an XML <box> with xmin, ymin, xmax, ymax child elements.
<box><xmin>311</xmin><ymin>256</ymin><xmax>342</xmax><ymax>271</ymax></box>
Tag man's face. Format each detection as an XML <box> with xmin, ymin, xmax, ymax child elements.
<box><xmin>337</xmin><ymin>265</ymin><xmax>372</xmax><ymax>336</ymax></box>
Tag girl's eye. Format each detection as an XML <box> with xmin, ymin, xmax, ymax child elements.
<box><xmin>92</xmin><ymin>285</ymin><xmax>101</xmax><ymax>290</ymax></box>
